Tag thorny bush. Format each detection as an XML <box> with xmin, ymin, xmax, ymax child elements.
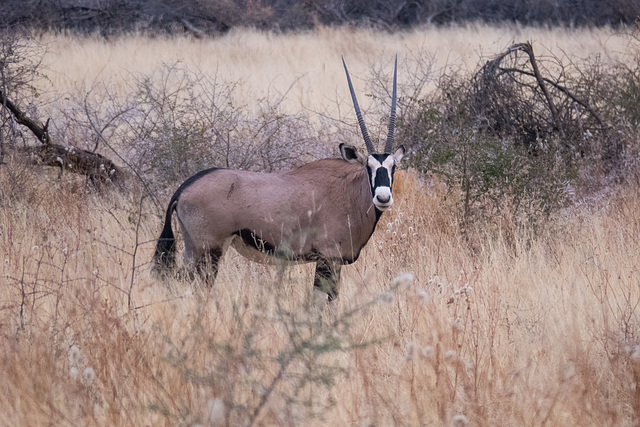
<box><xmin>55</xmin><ymin>63</ymin><xmax>329</xmax><ymax>198</ymax></box>
<box><xmin>399</xmin><ymin>41</ymin><xmax>640</xmax><ymax>238</ymax></box>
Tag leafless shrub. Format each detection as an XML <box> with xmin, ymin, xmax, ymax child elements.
<box><xmin>398</xmin><ymin>42</ymin><xmax>628</xmax><ymax>240</ymax></box>
<box><xmin>398</xmin><ymin>39</ymin><xmax>640</xmax><ymax>243</ymax></box>
<box><xmin>469</xmin><ymin>43</ymin><xmax>619</xmax><ymax>174</ymax></box>
<box><xmin>0</xmin><ymin>31</ymin><xmax>47</xmax><ymax>199</ymax></box>
<box><xmin>126</xmin><ymin>64</ymin><xmax>326</xmax><ymax>194</ymax></box>
<box><xmin>55</xmin><ymin>63</ymin><xmax>328</xmax><ymax>198</ymax></box>
<box><xmin>0</xmin><ymin>31</ymin><xmax>45</xmax><ymax>153</ymax></box>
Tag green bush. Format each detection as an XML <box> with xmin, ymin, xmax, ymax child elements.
<box><xmin>405</xmin><ymin>92</ymin><xmax>574</xmax><ymax>234</ymax></box>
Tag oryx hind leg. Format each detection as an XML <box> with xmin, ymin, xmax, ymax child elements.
<box><xmin>181</xmin><ymin>224</ymin><xmax>223</xmax><ymax>286</ymax></box>
<box><xmin>194</xmin><ymin>248</ymin><xmax>223</xmax><ymax>285</ymax></box>
<box><xmin>314</xmin><ymin>257</ymin><xmax>342</xmax><ymax>302</ymax></box>
<box><xmin>183</xmin><ymin>246</ymin><xmax>224</xmax><ymax>286</ymax></box>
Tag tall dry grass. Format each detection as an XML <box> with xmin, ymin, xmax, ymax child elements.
<box><xmin>2</xmin><ymin>166</ymin><xmax>640</xmax><ymax>425</ymax></box>
<box><xmin>38</xmin><ymin>24</ymin><xmax>633</xmax><ymax>116</ymax></box>
<box><xmin>2</xmin><ymin>25</ymin><xmax>640</xmax><ymax>425</ymax></box>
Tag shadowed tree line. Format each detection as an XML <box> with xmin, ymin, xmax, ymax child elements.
<box><xmin>1</xmin><ymin>0</ymin><xmax>639</xmax><ymax>36</ymax></box>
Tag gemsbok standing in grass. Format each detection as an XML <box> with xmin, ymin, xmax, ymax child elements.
<box><xmin>153</xmin><ymin>57</ymin><xmax>404</xmax><ymax>301</ymax></box>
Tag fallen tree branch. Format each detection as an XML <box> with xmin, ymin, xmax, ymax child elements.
<box><xmin>0</xmin><ymin>90</ymin><xmax>50</xmax><ymax>144</ymax></box>
<box><xmin>496</xmin><ymin>66</ymin><xmax>609</xmax><ymax>135</ymax></box>
<box><xmin>18</xmin><ymin>144</ymin><xmax>121</xmax><ymax>184</ymax></box>
<box><xmin>1</xmin><ymin>90</ymin><xmax>122</xmax><ymax>185</ymax></box>
<box><xmin>475</xmin><ymin>41</ymin><xmax>611</xmax><ymax>143</ymax></box>
<box><xmin>519</xmin><ymin>42</ymin><xmax>564</xmax><ymax>136</ymax></box>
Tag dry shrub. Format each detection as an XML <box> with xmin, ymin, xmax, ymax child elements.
<box><xmin>401</xmin><ymin>39</ymin><xmax>640</xmax><ymax>243</ymax></box>
<box><xmin>52</xmin><ymin>62</ymin><xmax>329</xmax><ymax>200</ymax></box>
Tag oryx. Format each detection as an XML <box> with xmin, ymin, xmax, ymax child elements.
<box><xmin>153</xmin><ymin>57</ymin><xmax>404</xmax><ymax>300</ymax></box>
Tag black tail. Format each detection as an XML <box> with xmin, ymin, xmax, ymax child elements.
<box><xmin>153</xmin><ymin>198</ymin><xmax>178</xmax><ymax>274</ymax></box>
<box><xmin>152</xmin><ymin>167</ymin><xmax>222</xmax><ymax>276</ymax></box>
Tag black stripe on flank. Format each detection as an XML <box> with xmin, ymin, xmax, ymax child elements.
<box><xmin>234</xmin><ymin>229</ymin><xmax>277</xmax><ymax>254</ymax></box>
<box><xmin>234</xmin><ymin>230</ymin><xmax>343</xmax><ymax>263</ymax></box>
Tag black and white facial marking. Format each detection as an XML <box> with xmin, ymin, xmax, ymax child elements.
<box><xmin>366</xmin><ymin>146</ymin><xmax>405</xmax><ymax>211</ymax></box>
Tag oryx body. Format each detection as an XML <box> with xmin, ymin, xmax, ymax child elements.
<box><xmin>153</xmin><ymin>58</ymin><xmax>404</xmax><ymax>300</ymax></box>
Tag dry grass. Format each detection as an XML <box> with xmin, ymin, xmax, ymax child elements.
<box><xmin>2</xmin><ymin>167</ymin><xmax>640</xmax><ymax>425</ymax></box>
<box><xmin>2</xmin><ymin>25</ymin><xmax>640</xmax><ymax>425</ymax></box>
<box><xmin>38</xmin><ymin>24</ymin><xmax>633</xmax><ymax>116</ymax></box>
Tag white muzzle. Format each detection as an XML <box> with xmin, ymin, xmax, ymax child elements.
<box><xmin>373</xmin><ymin>186</ymin><xmax>393</xmax><ymax>211</ymax></box>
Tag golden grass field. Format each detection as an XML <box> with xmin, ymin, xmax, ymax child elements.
<box><xmin>40</xmin><ymin>24</ymin><xmax>634</xmax><ymax>115</ymax></box>
<box><xmin>2</xmin><ymin>24</ymin><xmax>640</xmax><ymax>425</ymax></box>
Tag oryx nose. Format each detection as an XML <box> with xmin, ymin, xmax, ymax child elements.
<box><xmin>377</xmin><ymin>194</ymin><xmax>391</xmax><ymax>204</ymax></box>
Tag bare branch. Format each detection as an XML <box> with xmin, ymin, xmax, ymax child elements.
<box><xmin>496</xmin><ymin>66</ymin><xmax>609</xmax><ymax>135</ymax></box>
<box><xmin>0</xmin><ymin>90</ymin><xmax>50</xmax><ymax>144</ymax></box>
<box><xmin>1</xmin><ymin>90</ymin><xmax>123</xmax><ymax>185</ymax></box>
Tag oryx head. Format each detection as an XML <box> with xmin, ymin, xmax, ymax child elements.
<box><xmin>340</xmin><ymin>56</ymin><xmax>405</xmax><ymax>212</ymax></box>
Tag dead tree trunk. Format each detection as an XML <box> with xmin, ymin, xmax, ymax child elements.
<box><xmin>518</xmin><ymin>43</ymin><xmax>564</xmax><ymax>137</ymax></box>
<box><xmin>0</xmin><ymin>90</ymin><xmax>122</xmax><ymax>186</ymax></box>
<box><xmin>472</xmin><ymin>40</ymin><xmax>613</xmax><ymax>158</ymax></box>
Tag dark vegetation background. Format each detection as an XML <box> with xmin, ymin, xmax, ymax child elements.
<box><xmin>1</xmin><ymin>0</ymin><xmax>639</xmax><ymax>36</ymax></box>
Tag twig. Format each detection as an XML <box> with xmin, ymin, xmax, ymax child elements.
<box><xmin>248</xmin><ymin>351</ymin><xmax>295</xmax><ymax>426</ymax></box>
<box><xmin>496</xmin><ymin>66</ymin><xmax>609</xmax><ymax>135</ymax></box>
<box><xmin>0</xmin><ymin>90</ymin><xmax>50</xmax><ymax>144</ymax></box>
<box><xmin>128</xmin><ymin>194</ymin><xmax>145</xmax><ymax>308</ymax></box>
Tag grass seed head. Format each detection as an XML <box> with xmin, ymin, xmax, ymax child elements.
<box><xmin>205</xmin><ymin>398</ymin><xmax>225</xmax><ymax>425</ymax></box>
<box><xmin>391</xmin><ymin>272</ymin><xmax>415</xmax><ymax>290</ymax></box>
<box><xmin>378</xmin><ymin>291</ymin><xmax>395</xmax><ymax>306</ymax></box>
<box><xmin>69</xmin><ymin>366</ymin><xmax>79</xmax><ymax>380</ymax></box>
<box><xmin>82</xmin><ymin>367</ymin><xmax>96</xmax><ymax>386</ymax></box>
<box><xmin>416</xmin><ymin>290</ymin><xmax>431</xmax><ymax>304</ymax></box>
<box><xmin>68</xmin><ymin>345</ymin><xmax>81</xmax><ymax>367</ymax></box>
<box><xmin>452</xmin><ymin>414</ymin><xmax>469</xmax><ymax>427</ymax></box>
<box><xmin>444</xmin><ymin>350</ymin><xmax>458</xmax><ymax>363</ymax></box>
<box><xmin>421</xmin><ymin>345</ymin><xmax>435</xmax><ymax>359</ymax></box>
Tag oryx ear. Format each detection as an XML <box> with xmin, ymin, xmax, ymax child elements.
<box><xmin>339</xmin><ymin>143</ymin><xmax>367</xmax><ymax>165</ymax></box>
<box><xmin>393</xmin><ymin>145</ymin><xmax>405</xmax><ymax>163</ymax></box>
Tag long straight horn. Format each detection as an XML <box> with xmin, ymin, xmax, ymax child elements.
<box><xmin>342</xmin><ymin>56</ymin><xmax>375</xmax><ymax>155</ymax></box>
<box><xmin>384</xmin><ymin>55</ymin><xmax>398</xmax><ymax>154</ymax></box>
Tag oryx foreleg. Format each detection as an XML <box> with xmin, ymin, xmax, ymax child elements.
<box><xmin>314</xmin><ymin>257</ymin><xmax>342</xmax><ymax>301</ymax></box>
